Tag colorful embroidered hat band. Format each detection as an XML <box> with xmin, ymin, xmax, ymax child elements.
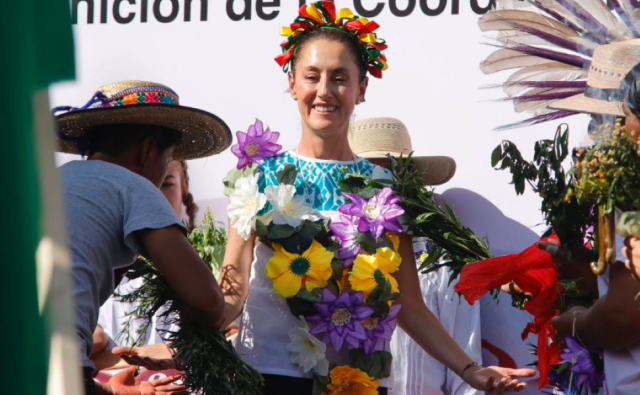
<box><xmin>53</xmin><ymin>80</ymin><xmax>232</xmax><ymax>160</ymax></box>
<box><xmin>275</xmin><ymin>1</ymin><xmax>389</xmax><ymax>78</ymax></box>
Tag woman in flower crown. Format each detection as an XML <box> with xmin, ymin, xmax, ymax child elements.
<box><xmin>220</xmin><ymin>2</ymin><xmax>534</xmax><ymax>394</ymax></box>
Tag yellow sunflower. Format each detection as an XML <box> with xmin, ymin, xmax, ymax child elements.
<box><xmin>349</xmin><ymin>247</ymin><xmax>401</xmax><ymax>300</ymax></box>
<box><xmin>326</xmin><ymin>366</ymin><xmax>379</xmax><ymax>395</ymax></box>
<box><xmin>265</xmin><ymin>240</ymin><xmax>333</xmax><ymax>298</ymax></box>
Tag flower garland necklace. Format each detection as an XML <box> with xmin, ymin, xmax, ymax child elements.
<box><xmin>226</xmin><ymin>120</ymin><xmax>406</xmax><ymax>395</ymax></box>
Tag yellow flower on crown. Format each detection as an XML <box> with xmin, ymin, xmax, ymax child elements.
<box><xmin>265</xmin><ymin>240</ymin><xmax>333</xmax><ymax>298</ymax></box>
<box><xmin>349</xmin><ymin>247</ymin><xmax>401</xmax><ymax>300</ymax></box>
<box><xmin>326</xmin><ymin>365</ymin><xmax>379</xmax><ymax>395</ymax></box>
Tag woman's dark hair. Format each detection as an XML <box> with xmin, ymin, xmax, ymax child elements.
<box><xmin>623</xmin><ymin>62</ymin><xmax>640</xmax><ymax>119</ymax></box>
<box><xmin>290</xmin><ymin>27</ymin><xmax>368</xmax><ymax>82</ymax></box>
<box><xmin>85</xmin><ymin>124</ymin><xmax>182</xmax><ymax>158</ymax></box>
<box><xmin>177</xmin><ymin>160</ymin><xmax>199</xmax><ymax>231</ymax></box>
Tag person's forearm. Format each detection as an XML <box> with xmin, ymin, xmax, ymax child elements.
<box><xmin>398</xmin><ymin>303</ymin><xmax>475</xmax><ymax>377</ymax></box>
<box><xmin>576</xmin><ymin>297</ymin><xmax>640</xmax><ymax>350</ymax></box>
<box><xmin>220</xmin><ymin>265</ymin><xmax>249</xmax><ymax>328</ymax></box>
<box><xmin>574</xmin><ymin>264</ymin><xmax>640</xmax><ymax>350</ymax></box>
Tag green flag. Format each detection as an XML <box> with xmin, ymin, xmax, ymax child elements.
<box><xmin>0</xmin><ymin>0</ymin><xmax>75</xmax><ymax>393</ymax></box>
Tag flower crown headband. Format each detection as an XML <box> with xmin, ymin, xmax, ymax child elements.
<box><xmin>275</xmin><ymin>1</ymin><xmax>388</xmax><ymax>79</ymax></box>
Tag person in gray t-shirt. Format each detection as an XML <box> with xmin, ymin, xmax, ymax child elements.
<box><xmin>55</xmin><ymin>80</ymin><xmax>232</xmax><ymax>395</ymax></box>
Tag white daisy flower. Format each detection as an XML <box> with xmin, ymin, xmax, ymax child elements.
<box><xmin>265</xmin><ymin>185</ymin><xmax>319</xmax><ymax>228</ymax></box>
<box><xmin>228</xmin><ymin>173</ymin><xmax>267</xmax><ymax>241</ymax></box>
<box><xmin>287</xmin><ymin>316</ymin><xmax>329</xmax><ymax>376</ymax></box>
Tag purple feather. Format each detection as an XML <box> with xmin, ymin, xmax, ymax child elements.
<box><xmin>631</xmin><ymin>0</ymin><xmax>640</xmax><ymax>8</ymax></box>
<box><xmin>610</xmin><ymin>0</ymin><xmax>640</xmax><ymax>37</ymax></box>
<box><xmin>508</xmin><ymin>22</ymin><xmax>594</xmax><ymax>56</ymax></box>
<box><xmin>506</xmin><ymin>81</ymin><xmax>587</xmax><ymax>89</ymax></box>
<box><xmin>530</xmin><ymin>0</ymin><xmax>587</xmax><ymax>35</ymax></box>
<box><xmin>554</xmin><ymin>0</ymin><xmax>611</xmax><ymax>42</ymax></box>
<box><xmin>509</xmin><ymin>90</ymin><xmax>583</xmax><ymax>103</ymax></box>
<box><xmin>491</xmin><ymin>43</ymin><xmax>591</xmax><ymax>69</ymax></box>
<box><xmin>495</xmin><ymin>110</ymin><xmax>578</xmax><ymax>130</ymax></box>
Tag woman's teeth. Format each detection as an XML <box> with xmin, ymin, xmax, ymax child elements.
<box><xmin>314</xmin><ymin>106</ymin><xmax>336</xmax><ymax>112</ymax></box>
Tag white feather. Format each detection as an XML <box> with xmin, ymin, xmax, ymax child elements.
<box><xmin>480</xmin><ymin>49</ymin><xmax>551</xmax><ymax>74</ymax></box>
<box><xmin>503</xmin><ymin>62</ymin><xmax>587</xmax><ymax>96</ymax></box>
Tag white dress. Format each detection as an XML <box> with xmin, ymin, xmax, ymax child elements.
<box><xmin>233</xmin><ymin>151</ymin><xmax>395</xmax><ymax>388</ymax></box>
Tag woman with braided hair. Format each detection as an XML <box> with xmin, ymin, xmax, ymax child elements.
<box><xmin>161</xmin><ymin>160</ymin><xmax>199</xmax><ymax>231</ymax></box>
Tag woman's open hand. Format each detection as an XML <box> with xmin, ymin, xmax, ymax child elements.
<box><xmin>463</xmin><ymin>365</ymin><xmax>536</xmax><ymax>393</ymax></box>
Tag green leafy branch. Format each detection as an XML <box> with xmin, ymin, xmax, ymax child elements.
<box><xmin>116</xmin><ymin>210</ymin><xmax>264</xmax><ymax>395</ymax></box>
<box><xmin>491</xmin><ymin>124</ymin><xmax>595</xmax><ymax>250</ymax></box>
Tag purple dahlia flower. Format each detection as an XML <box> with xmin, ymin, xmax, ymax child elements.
<box><xmin>340</xmin><ymin>187</ymin><xmax>404</xmax><ymax>239</ymax></box>
<box><xmin>362</xmin><ymin>303</ymin><xmax>401</xmax><ymax>355</ymax></box>
<box><xmin>329</xmin><ymin>215</ymin><xmax>361</xmax><ymax>267</ymax></box>
<box><xmin>307</xmin><ymin>289</ymin><xmax>374</xmax><ymax>352</ymax></box>
<box><xmin>560</xmin><ymin>336</ymin><xmax>605</xmax><ymax>394</ymax></box>
<box><xmin>230</xmin><ymin>119</ymin><xmax>282</xmax><ymax>169</ymax></box>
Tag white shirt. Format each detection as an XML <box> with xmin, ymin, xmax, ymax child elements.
<box><xmin>390</xmin><ymin>240</ymin><xmax>482</xmax><ymax>395</ymax></box>
<box><xmin>598</xmin><ymin>234</ymin><xmax>640</xmax><ymax>395</ymax></box>
<box><xmin>98</xmin><ymin>277</ymin><xmax>174</xmax><ymax>346</ymax></box>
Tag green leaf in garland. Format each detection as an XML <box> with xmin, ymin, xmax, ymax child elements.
<box><xmin>312</xmin><ymin>373</ymin><xmax>330</xmax><ymax>395</ymax></box>
<box><xmin>348</xmin><ymin>349</ymin><xmax>393</xmax><ymax>380</ymax></box>
<box><xmin>255</xmin><ymin>219</ymin><xmax>269</xmax><ymax>238</ymax></box>
<box><xmin>277</xmin><ymin>164</ymin><xmax>298</xmax><ymax>186</ymax></box>
<box><xmin>222</xmin><ymin>165</ymin><xmax>257</xmax><ymax>197</ymax></box>
<box><xmin>268</xmin><ymin>223</ymin><xmax>298</xmax><ymax>239</ymax></box>
<box><xmin>338</xmin><ymin>174</ymin><xmax>368</xmax><ymax>194</ymax></box>
<box><xmin>297</xmin><ymin>287</ymin><xmax>323</xmax><ymax>303</ymax></box>
<box><xmin>358</xmin><ymin>233</ymin><xmax>378</xmax><ymax>255</ymax></box>
<box><xmin>376</xmin><ymin>233</ymin><xmax>394</xmax><ymax>251</ymax></box>
<box><xmin>358</xmin><ymin>186</ymin><xmax>381</xmax><ymax>200</ymax></box>
<box><xmin>278</xmin><ymin>220</ymin><xmax>323</xmax><ymax>254</ymax></box>
<box><xmin>287</xmin><ymin>295</ymin><xmax>318</xmax><ymax>317</ymax></box>
<box><xmin>331</xmin><ymin>259</ymin><xmax>344</xmax><ymax>281</ymax></box>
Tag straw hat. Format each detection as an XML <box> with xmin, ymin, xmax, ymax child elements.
<box><xmin>349</xmin><ymin>117</ymin><xmax>456</xmax><ymax>186</ymax></box>
<box><xmin>551</xmin><ymin>40</ymin><xmax>640</xmax><ymax>117</ymax></box>
<box><xmin>54</xmin><ymin>80</ymin><xmax>232</xmax><ymax>160</ymax></box>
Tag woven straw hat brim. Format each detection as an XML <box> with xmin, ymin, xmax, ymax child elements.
<box><xmin>550</xmin><ymin>94</ymin><xmax>625</xmax><ymax>117</ymax></box>
<box><xmin>56</xmin><ymin>104</ymin><xmax>232</xmax><ymax>160</ymax></box>
<box><xmin>360</xmin><ymin>150</ymin><xmax>456</xmax><ymax>186</ymax></box>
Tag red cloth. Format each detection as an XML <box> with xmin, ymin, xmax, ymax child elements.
<box><xmin>455</xmin><ymin>234</ymin><xmax>563</xmax><ymax>388</ymax></box>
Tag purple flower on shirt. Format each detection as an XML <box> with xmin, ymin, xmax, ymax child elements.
<box><xmin>560</xmin><ymin>336</ymin><xmax>605</xmax><ymax>394</ymax></box>
<box><xmin>361</xmin><ymin>303</ymin><xmax>401</xmax><ymax>355</ymax></box>
<box><xmin>230</xmin><ymin>119</ymin><xmax>282</xmax><ymax>169</ymax></box>
<box><xmin>329</xmin><ymin>215</ymin><xmax>361</xmax><ymax>267</ymax></box>
<box><xmin>340</xmin><ymin>187</ymin><xmax>404</xmax><ymax>239</ymax></box>
<box><xmin>307</xmin><ymin>289</ymin><xmax>374</xmax><ymax>352</ymax></box>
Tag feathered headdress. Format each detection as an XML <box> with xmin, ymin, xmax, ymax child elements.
<box><xmin>275</xmin><ymin>1</ymin><xmax>388</xmax><ymax>78</ymax></box>
<box><xmin>481</xmin><ymin>0</ymin><xmax>640</xmax><ymax>129</ymax></box>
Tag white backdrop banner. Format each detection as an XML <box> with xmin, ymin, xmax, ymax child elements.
<box><xmin>53</xmin><ymin>1</ymin><xmax>592</xmax><ymax>392</ymax></box>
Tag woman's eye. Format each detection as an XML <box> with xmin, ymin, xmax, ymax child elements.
<box><xmin>162</xmin><ymin>182</ymin><xmax>175</xmax><ymax>188</ymax></box>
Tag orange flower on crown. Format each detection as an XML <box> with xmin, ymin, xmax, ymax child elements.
<box><xmin>275</xmin><ymin>1</ymin><xmax>388</xmax><ymax>78</ymax></box>
<box><xmin>326</xmin><ymin>366</ymin><xmax>379</xmax><ymax>395</ymax></box>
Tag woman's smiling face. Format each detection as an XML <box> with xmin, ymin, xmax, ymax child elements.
<box><xmin>289</xmin><ymin>38</ymin><xmax>368</xmax><ymax>138</ymax></box>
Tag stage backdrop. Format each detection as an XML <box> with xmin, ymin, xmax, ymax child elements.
<box><xmin>52</xmin><ymin>1</ymin><xmax>591</xmax><ymax>393</ymax></box>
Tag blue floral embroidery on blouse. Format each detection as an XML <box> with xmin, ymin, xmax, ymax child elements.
<box><xmin>257</xmin><ymin>151</ymin><xmax>392</xmax><ymax>212</ymax></box>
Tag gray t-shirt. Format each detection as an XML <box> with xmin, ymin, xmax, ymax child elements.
<box><xmin>60</xmin><ymin>160</ymin><xmax>184</xmax><ymax>369</ymax></box>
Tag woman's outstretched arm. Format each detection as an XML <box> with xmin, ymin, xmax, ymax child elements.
<box><xmin>394</xmin><ymin>233</ymin><xmax>535</xmax><ymax>393</ymax></box>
